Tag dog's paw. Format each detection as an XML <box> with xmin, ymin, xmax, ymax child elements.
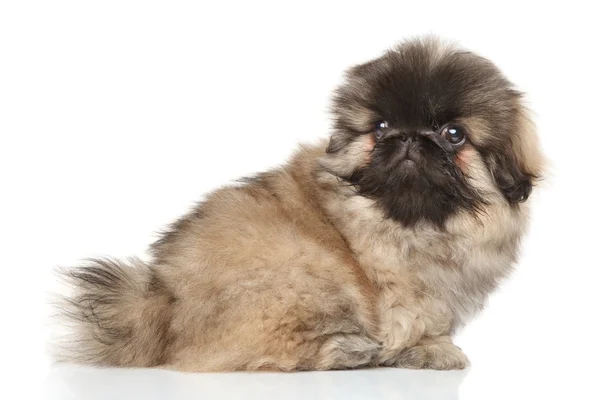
<box><xmin>394</xmin><ymin>340</ymin><xmax>469</xmax><ymax>370</ymax></box>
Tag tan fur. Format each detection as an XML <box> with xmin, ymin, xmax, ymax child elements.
<box><xmin>57</xmin><ymin>137</ymin><xmax>539</xmax><ymax>371</ymax></box>
<box><xmin>55</xmin><ymin>39</ymin><xmax>543</xmax><ymax>372</ymax></box>
<box><xmin>512</xmin><ymin>108</ymin><xmax>546</xmax><ymax>177</ymax></box>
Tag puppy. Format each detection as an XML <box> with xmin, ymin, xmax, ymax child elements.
<box><xmin>55</xmin><ymin>37</ymin><xmax>543</xmax><ymax>371</ymax></box>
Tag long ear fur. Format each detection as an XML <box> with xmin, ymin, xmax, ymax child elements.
<box><xmin>326</xmin><ymin>131</ymin><xmax>352</xmax><ymax>154</ymax></box>
<box><xmin>490</xmin><ymin>106</ymin><xmax>544</xmax><ymax>204</ymax></box>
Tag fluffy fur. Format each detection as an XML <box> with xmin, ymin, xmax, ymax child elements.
<box><xmin>54</xmin><ymin>37</ymin><xmax>543</xmax><ymax>371</ymax></box>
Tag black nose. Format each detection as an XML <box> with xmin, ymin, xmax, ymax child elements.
<box><xmin>383</xmin><ymin>132</ymin><xmax>419</xmax><ymax>149</ymax></box>
<box><xmin>382</xmin><ymin>132</ymin><xmax>422</xmax><ymax>163</ymax></box>
<box><xmin>395</xmin><ymin>132</ymin><xmax>417</xmax><ymax>143</ymax></box>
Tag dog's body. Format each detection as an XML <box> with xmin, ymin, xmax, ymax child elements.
<box><xmin>56</xmin><ymin>38</ymin><xmax>543</xmax><ymax>371</ymax></box>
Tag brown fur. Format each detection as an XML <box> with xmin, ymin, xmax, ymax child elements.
<box><xmin>54</xmin><ymin>37</ymin><xmax>543</xmax><ymax>371</ymax></box>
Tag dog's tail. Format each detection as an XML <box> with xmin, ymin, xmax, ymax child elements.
<box><xmin>53</xmin><ymin>258</ymin><xmax>175</xmax><ymax>367</ymax></box>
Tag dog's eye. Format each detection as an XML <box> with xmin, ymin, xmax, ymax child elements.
<box><xmin>374</xmin><ymin>121</ymin><xmax>388</xmax><ymax>139</ymax></box>
<box><xmin>440</xmin><ymin>125</ymin><xmax>466</xmax><ymax>146</ymax></box>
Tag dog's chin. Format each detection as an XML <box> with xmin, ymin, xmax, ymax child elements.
<box><xmin>349</xmin><ymin>157</ymin><xmax>483</xmax><ymax>228</ymax></box>
<box><xmin>399</xmin><ymin>158</ymin><xmax>418</xmax><ymax>169</ymax></box>
<box><xmin>390</xmin><ymin>155</ymin><xmax>427</xmax><ymax>180</ymax></box>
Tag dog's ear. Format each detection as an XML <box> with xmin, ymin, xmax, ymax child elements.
<box><xmin>327</xmin><ymin>60</ymin><xmax>381</xmax><ymax>155</ymax></box>
<box><xmin>326</xmin><ymin>132</ymin><xmax>352</xmax><ymax>154</ymax></box>
<box><xmin>488</xmin><ymin>149</ymin><xmax>534</xmax><ymax>203</ymax></box>
<box><xmin>489</xmin><ymin>108</ymin><xmax>544</xmax><ymax>204</ymax></box>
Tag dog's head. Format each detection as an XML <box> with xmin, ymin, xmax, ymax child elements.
<box><xmin>322</xmin><ymin>37</ymin><xmax>543</xmax><ymax>227</ymax></box>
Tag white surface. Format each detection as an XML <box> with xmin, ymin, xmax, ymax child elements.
<box><xmin>46</xmin><ymin>366</ymin><xmax>467</xmax><ymax>400</ymax></box>
<box><xmin>1</xmin><ymin>1</ymin><xmax>599</xmax><ymax>399</ymax></box>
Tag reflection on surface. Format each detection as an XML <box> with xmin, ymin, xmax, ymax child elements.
<box><xmin>46</xmin><ymin>364</ymin><xmax>468</xmax><ymax>400</ymax></box>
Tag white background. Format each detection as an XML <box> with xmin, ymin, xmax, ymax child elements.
<box><xmin>1</xmin><ymin>1</ymin><xmax>599</xmax><ymax>399</ymax></box>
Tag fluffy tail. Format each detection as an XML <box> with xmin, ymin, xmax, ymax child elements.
<box><xmin>53</xmin><ymin>258</ymin><xmax>175</xmax><ymax>367</ymax></box>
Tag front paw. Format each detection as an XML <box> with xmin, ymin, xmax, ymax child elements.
<box><xmin>394</xmin><ymin>341</ymin><xmax>469</xmax><ymax>370</ymax></box>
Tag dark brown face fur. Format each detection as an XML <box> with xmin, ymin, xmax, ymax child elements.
<box><xmin>327</xmin><ymin>38</ymin><xmax>537</xmax><ymax>227</ymax></box>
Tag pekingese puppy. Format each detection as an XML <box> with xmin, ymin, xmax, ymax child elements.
<box><xmin>55</xmin><ymin>37</ymin><xmax>544</xmax><ymax>371</ymax></box>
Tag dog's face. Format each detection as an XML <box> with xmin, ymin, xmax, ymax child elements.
<box><xmin>323</xmin><ymin>38</ymin><xmax>543</xmax><ymax>227</ymax></box>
